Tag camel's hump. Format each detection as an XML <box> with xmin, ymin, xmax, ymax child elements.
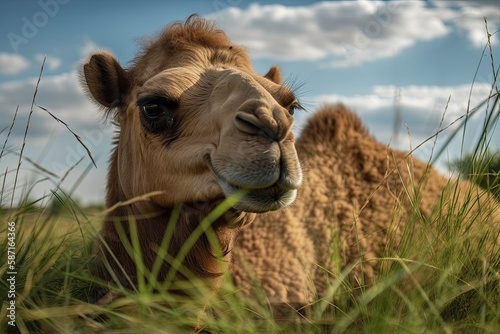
<box><xmin>297</xmin><ymin>104</ymin><xmax>369</xmax><ymax>146</ymax></box>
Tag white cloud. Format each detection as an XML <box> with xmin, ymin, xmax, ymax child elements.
<box><xmin>79</xmin><ymin>37</ymin><xmax>103</xmax><ymax>58</ymax></box>
<box><xmin>430</xmin><ymin>0</ymin><xmax>500</xmax><ymax>47</ymax></box>
<box><xmin>34</xmin><ymin>53</ymin><xmax>62</xmax><ymax>71</ymax></box>
<box><xmin>211</xmin><ymin>1</ymin><xmax>498</xmax><ymax>67</ymax></box>
<box><xmin>0</xmin><ymin>71</ymin><xmax>105</xmax><ymax>143</ymax></box>
<box><xmin>453</xmin><ymin>6</ymin><xmax>499</xmax><ymax>47</ymax></box>
<box><xmin>0</xmin><ymin>52</ymin><xmax>30</xmax><ymax>74</ymax></box>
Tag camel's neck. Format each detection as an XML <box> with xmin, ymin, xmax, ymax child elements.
<box><xmin>96</xmin><ymin>147</ymin><xmax>238</xmax><ymax>293</ymax></box>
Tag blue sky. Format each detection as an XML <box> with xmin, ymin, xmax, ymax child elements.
<box><xmin>1</xmin><ymin>0</ymin><xmax>499</xmax><ymax>206</ymax></box>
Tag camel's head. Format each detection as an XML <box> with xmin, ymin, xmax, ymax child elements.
<box><xmin>81</xmin><ymin>17</ymin><xmax>302</xmax><ymax>219</ymax></box>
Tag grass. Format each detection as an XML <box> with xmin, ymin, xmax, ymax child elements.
<box><xmin>1</xmin><ymin>29</ymin><xmax>500</xmax><ymax>334</ymax></box>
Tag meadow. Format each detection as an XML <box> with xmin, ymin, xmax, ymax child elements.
<box><xmin>1</xmin><ymin>36</ymin><xmax>499</xmax><ymax>334</ymax></box>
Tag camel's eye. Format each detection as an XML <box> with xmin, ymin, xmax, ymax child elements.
<box><xmin>137</xmin><ymin>97</ymin><xmax>178</xmax><ymax>137</ymax></box>
<box><xmin>141</xmin><ymin>103</ymin><xmax>163</xmax><ymax>120</ymax></box>
<box><xmin>288</xmin><ymin>101</ymin><xmax>303</xmax><ymax>116</ymax></box>
<box><xmin>138</xmin><ymin>97</ymin><xmax>177</xmax><ymax>118</ymax></box>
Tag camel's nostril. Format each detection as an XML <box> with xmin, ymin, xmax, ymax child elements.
<box><xmin>234</xmin><ymin>112</ymin><xmax>263</xmax><ymax>135</ymax></box>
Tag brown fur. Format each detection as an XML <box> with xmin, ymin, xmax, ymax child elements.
<box><xmin>81</xmin><ymin>16</ymin><xmax>499</xmax><ymax>315</ymax></box>
<box><xmin>129</xmin><ymin>18</ymin><xmax>253</xmax><ymax>86</ymax></box>
<box><xmin>232</xmin><ymin>105</ymin><xmax>500</xmax><ymax>308</ymax></box>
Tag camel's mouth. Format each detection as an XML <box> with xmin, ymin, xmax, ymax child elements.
<box><xmin>205</xmin><ymin>155</ymin><xmax>297</xmax><ymax>213</ymax></box>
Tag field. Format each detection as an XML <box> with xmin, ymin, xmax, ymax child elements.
<box><xmin>1</xmin><ymin>37</ymin><xmax>500</xmax><ymax>334</ymax></box>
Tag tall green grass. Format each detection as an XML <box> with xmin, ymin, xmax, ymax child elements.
<box><xmin>1</xmin><ymin>29</ymin><xmax>500</xmax><ymax>334</ymax></box>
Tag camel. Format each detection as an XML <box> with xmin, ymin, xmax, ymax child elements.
<box><xmin>81</xmin><ymin>16</ymin><xmax>499</xmax><ymax>318</ymax></box>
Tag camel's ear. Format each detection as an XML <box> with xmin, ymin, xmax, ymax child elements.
<box><xmin>264</xmin><ymin>66</ymin><xmax>283</xmax><ymax>85</ymax></box>
<box><xmin>82</xmin><ymin>51</ymin><xmax>130</xmax><ymax>108</ymax></box>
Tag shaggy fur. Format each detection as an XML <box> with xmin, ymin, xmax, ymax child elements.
<box><xmin>232</xmin><ymin>104</ymin><xmax>500</xmax><ymax>307</ymax></box>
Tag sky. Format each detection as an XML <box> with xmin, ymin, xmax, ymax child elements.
<box><xmin>1</xmin><ymin>0</ymin><xmax>499</xmax><ymax>206</ymax></box>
